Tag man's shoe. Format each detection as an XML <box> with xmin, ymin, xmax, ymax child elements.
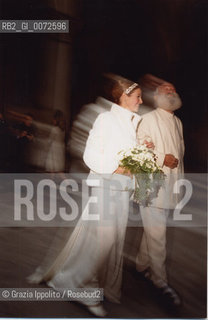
<box><xmin>87</xmin><ymin>303</ymin><xmax>108</xmax><ymax>317</ymax></box>
<box><xmin>159</xmin><ymin>284</ymin><xmax>181</xmax><ymax>306</ymax></box>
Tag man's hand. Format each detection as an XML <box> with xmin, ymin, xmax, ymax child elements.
<box><xmin>114</xmin><ymin>166</ymin><xmax>132</xmax><ymax>177</ymax></box>
<box><xmin>163</xmin><ymin>154</ymin><xmax>179</xmax><ymax>169</ymax></box>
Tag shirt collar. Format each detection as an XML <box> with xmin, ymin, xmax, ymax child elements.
<box><xmin>111</xmin><ymin>103</ymin><xmax>141</xmax><ymax>122</ymax></box>
<box><xmin>156</xmin><ymin>107</ymin><xmax>175</xmax><ymax>118</ymax></box>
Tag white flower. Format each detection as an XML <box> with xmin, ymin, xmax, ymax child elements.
<box><xmin>132</xmin><ymin>156</ymin><xmax>139</xmax><ymax>161</ymax></box>
<box><xmin>125</xmin><ymin>149</ymin><xmax>132</xmax><ymax>156</ymax></box>
<box><xmin>118</xmin><ymin>145</ymin><xmax>163</xmax><ymax>176</ymax></box>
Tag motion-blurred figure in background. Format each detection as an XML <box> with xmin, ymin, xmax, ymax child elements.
<box><xmin>12</xmin><ymin>113</ymin><xmax>36</xmax><ymax>172</ymax></box>
<box><xmin>45</xmin><ymin>110</ymin><xmax>66</xmax><ymax>173</ymax></box>
<box><xmin>67</xmin><ymin>96</ymin><xmax>112</xmax><ymax>172</ymax></box>
<box><xmin>136</xmin><ymin>74</ymin><xmax>184</xmax><ymax>306</ymax></box>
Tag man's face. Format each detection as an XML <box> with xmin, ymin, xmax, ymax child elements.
<box><xmin>155</xmin><ymin>83</ymin><xmax>182</xmax><ymax>112</ymax></box>
<box><xmin>157</xmin><ymin>83</ymin><xmax>176</xmax><ymax>95</ymax></box>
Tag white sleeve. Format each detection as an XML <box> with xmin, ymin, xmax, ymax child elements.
<box><xmin>137</xmin><ymin>117</ymin><xmax>165</xmax><ymax>168</ymax></box>
<box><xmin>83</xmin><ymin>113</ymin><xmax>118</xmax><ymax>173</ymax></box>
<box><xmin>177</xmin><ymin>117</ymin><xmax>185</xmax><ymax>157</ymax></box>
<box><xmin>154</xmin><ymin>150</ymin><xmax>166</xmax><ymax>168</ymax></box>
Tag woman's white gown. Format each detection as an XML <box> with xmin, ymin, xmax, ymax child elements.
<box><xmin>28</xmin><ymin>103</ymin><xmax>141</xmax><ymax>305</ymax></box>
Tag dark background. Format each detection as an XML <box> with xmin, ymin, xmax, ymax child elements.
<box><xmin>0</xmin><ymin>0</ymin><xmax>207</xmax><ymax>172</ymax></box>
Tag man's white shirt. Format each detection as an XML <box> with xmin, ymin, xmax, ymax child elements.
<box><xmin>137</xmin><ymin>107</ymin><xmax>185</xmax><ymax>208</ymax></box>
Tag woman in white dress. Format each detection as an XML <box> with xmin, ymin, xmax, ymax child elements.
<box><xmin>28</xmin><ymin>74</ymin><xmax>143</xmax><ymax>317</ymax></box>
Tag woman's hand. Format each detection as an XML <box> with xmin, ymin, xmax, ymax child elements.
<box><xmin>114</xmin><ymin>166</ymin><xmax>132</xmax><ymax>177</ymax></box>
<box><xmin>144</xmin><ymin>140</ymin><xmax>155</xmax><ymax>149</ymax></box>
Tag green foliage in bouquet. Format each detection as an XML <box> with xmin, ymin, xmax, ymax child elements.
<box><xmin>118</xmin><ymin>146</ymin><xmax>166</xmax><ymax>206</ymax></box>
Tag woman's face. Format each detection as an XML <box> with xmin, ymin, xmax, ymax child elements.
<box><xmin>119</xmin><ymin>88</ymin><xmax>143</xmax><ymax>113</ymax></box>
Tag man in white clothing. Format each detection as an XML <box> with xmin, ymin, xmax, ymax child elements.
<box><xmin>136</xmin><ymin>82</ymin><xmax>185</xmax><ymax>306</ymax></box>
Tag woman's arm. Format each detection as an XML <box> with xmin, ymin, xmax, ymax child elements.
<box><xmin>83</xmin><ymin>113</ymin><xmax>118</xmax><ymax>174</ymax></box>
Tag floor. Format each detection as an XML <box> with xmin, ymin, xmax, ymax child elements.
<box><xmin>0</xmin><ymin>225</ymin><xmax>206</xmax><ymax>318</ymax></box>
<box><xmin>0</xmin><ymin>173</ymin><xmax>207</xmax><ymax>318</ymax></box>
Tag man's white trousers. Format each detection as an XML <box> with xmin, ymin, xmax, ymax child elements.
<box><xmin>136</xmin><ymin>206</ymin><xmax>169</xmax><ymax>288</ymax></box>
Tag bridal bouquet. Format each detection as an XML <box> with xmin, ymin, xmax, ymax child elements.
<box><xmin>118</xmin><ymin>145</ymin><xmax>165</xmax><ymax>206</ymax></box>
